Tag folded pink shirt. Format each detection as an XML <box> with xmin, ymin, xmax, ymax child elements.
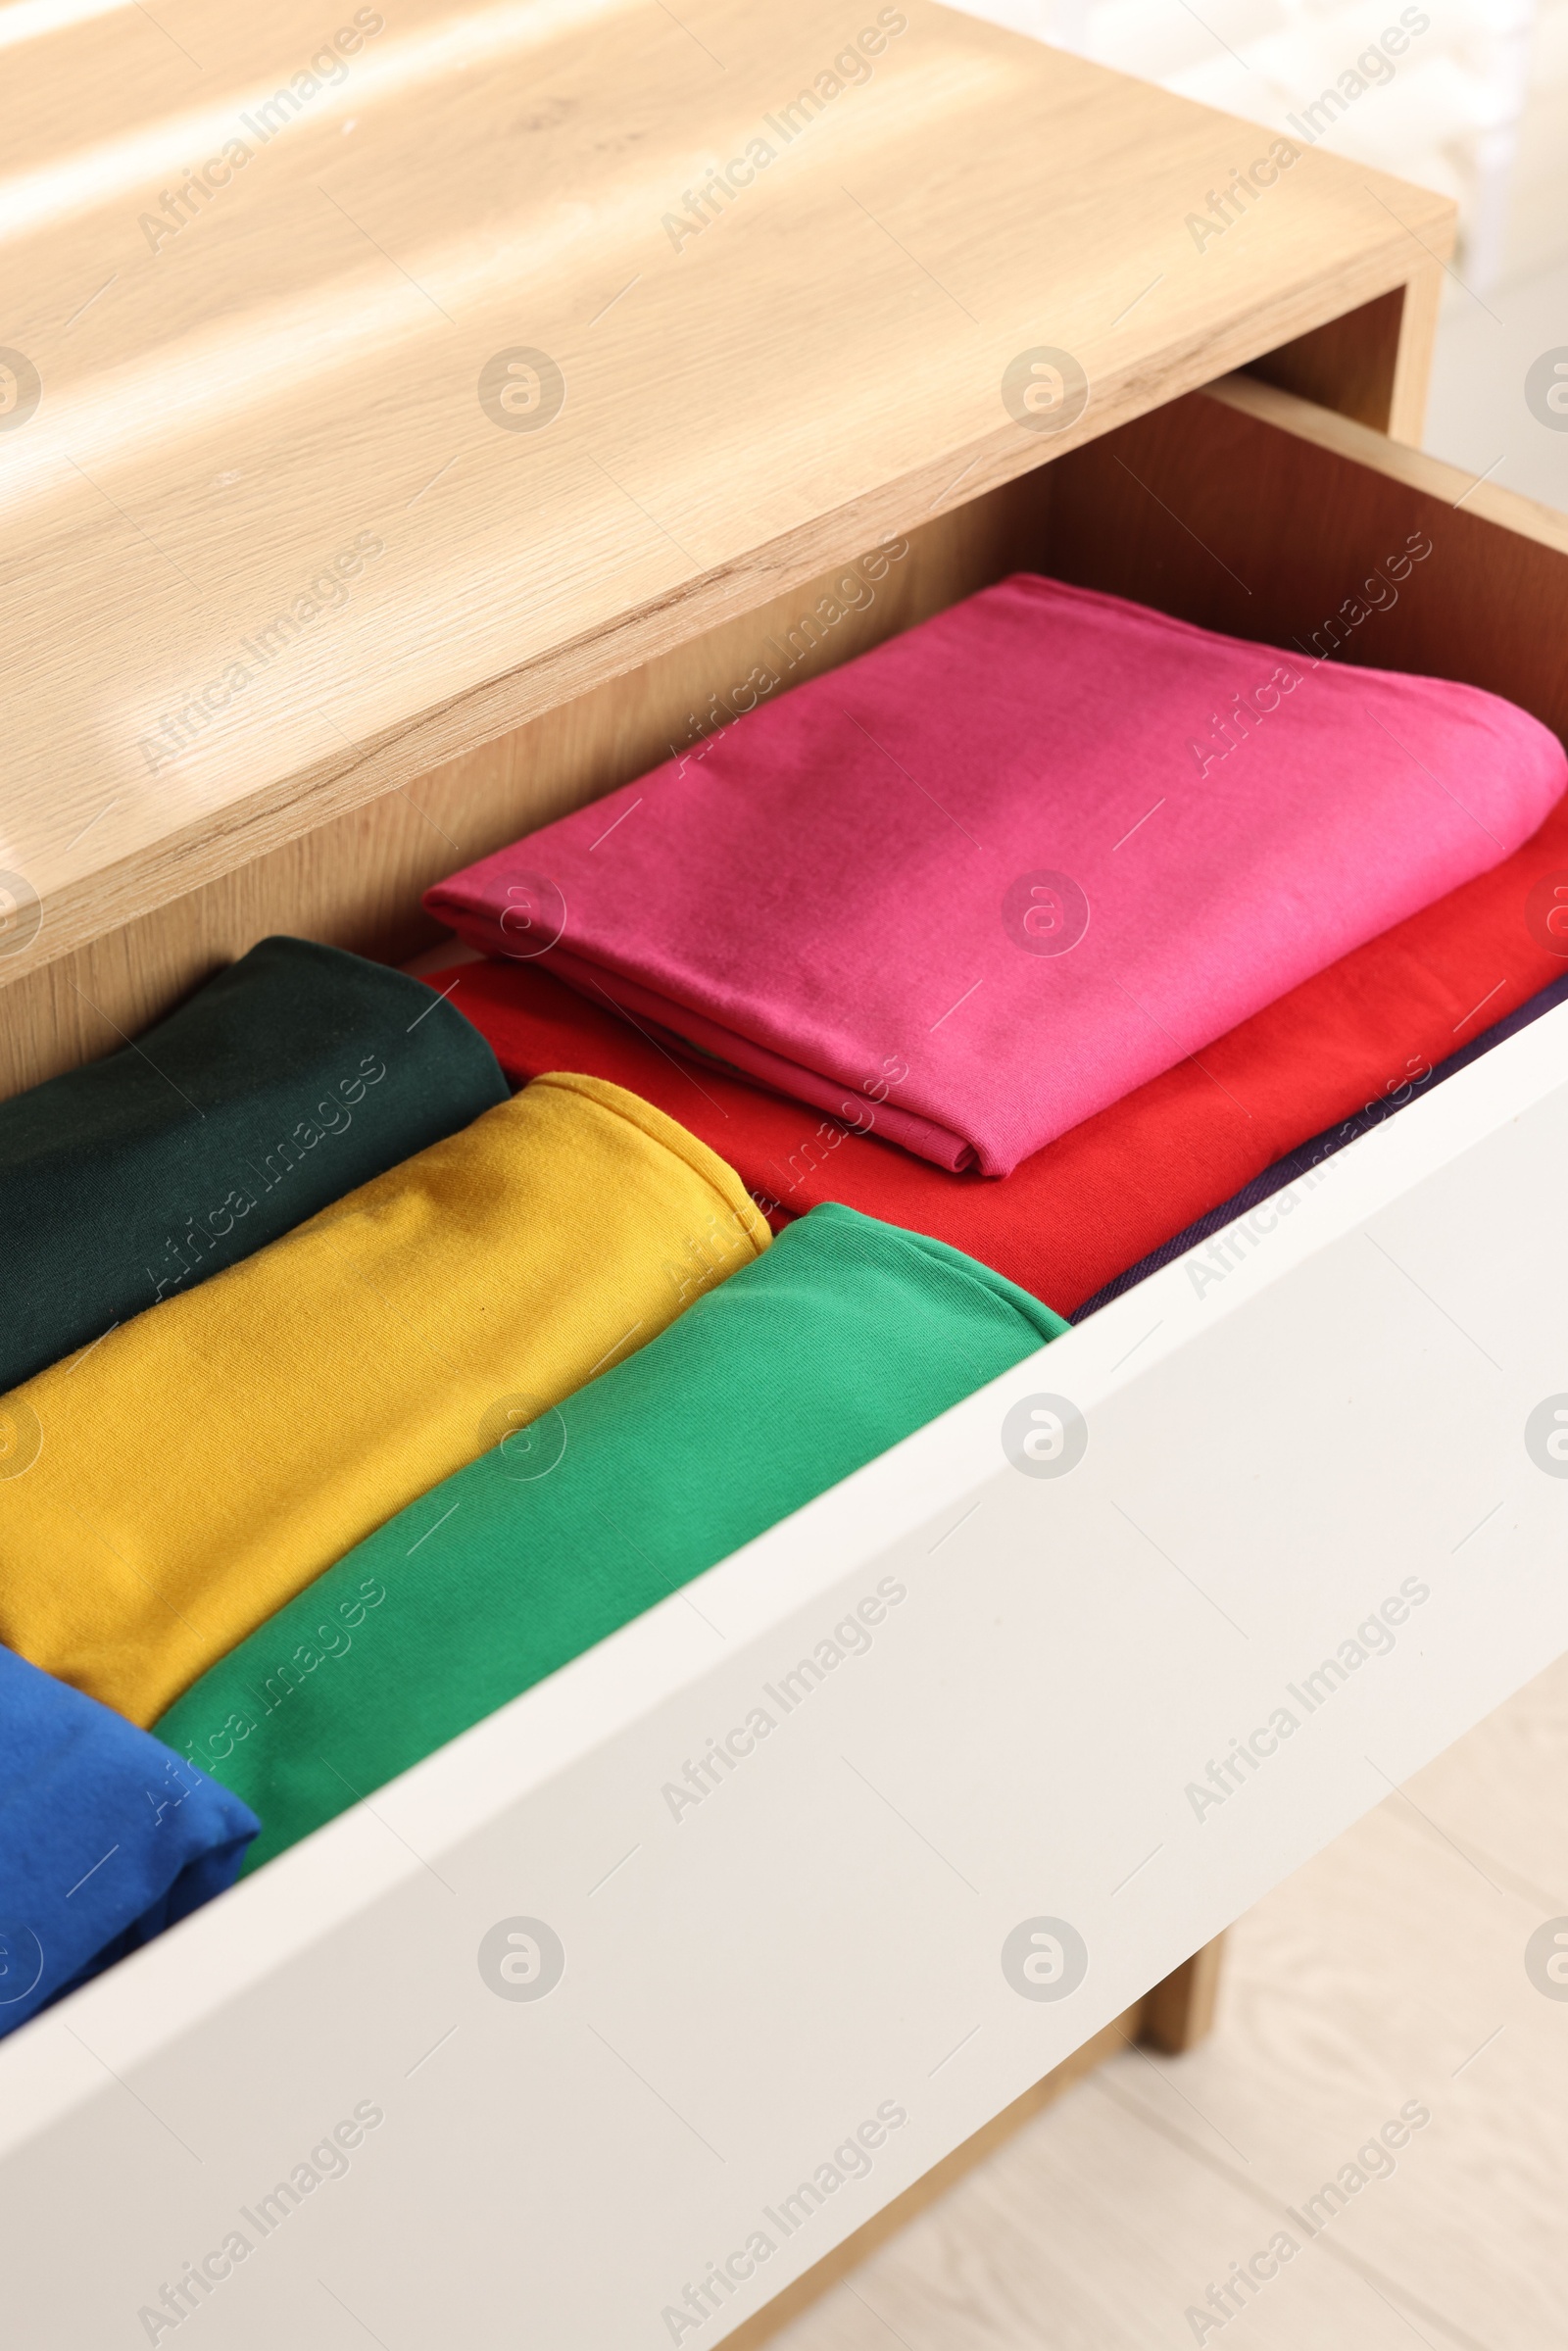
<box><xmin>426</xmin><ymin>574</ymin><xmax>1566</xmax><ymax>1175</ymax></box>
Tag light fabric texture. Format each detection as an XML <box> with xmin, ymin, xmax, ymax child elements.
<box><xmin>0</xmin><ymin>1075</ymin><xmax>766</xmax><ymax>1725</ymax></box>
<box><xmin>421</xmin><ymin>781</ymin><xmax>1568</xmax><ymax>1312</ymax></box>
<box><xmin>427</xmin><ymin>573</ymin><xmax>1566</xmax><ymax>1175</ymax></box>
<box><xmin>0</xmin><ymin>1644</ymin><xmax>258</xmax><ymax>2038</ymax></box>
<box><xmin>158</xmin><ymin>1203</ymin><xmax>1067</xmax><ymax>1872</ymax></box>
<box><xmin>0</xmin><ymin>935</ymin><xmax>507</xmax><ymax>1396</ymax></box>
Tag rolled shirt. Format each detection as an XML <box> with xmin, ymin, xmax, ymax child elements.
<box><xmin>0</xmin><ymin>1074</ymin><xmax>768</xmax><ymax>1725</ymax></box>
<box><xmin>425</xmin><ymin>572</ymin><xmax>1567</xmax><ymax>1175</ymax></box>
<box><xmin>0</xmin><ymin>935</ymin><xmax>508</xmax><ymax>1396</ymax></box>
<box><xmin>0</xmin><ymin>1645</ymin><xmax>258</xmax><ymax>2038</ymax></box>
<box><xmin>418</xmin><ymin>780</ymin><xmax>1568</xmax><ymax>1314</ymax></box>
<box><xmin>157</xmin><ymin>1203</ymin><xmax>1068</xmax><ymax>1873</ymax></box>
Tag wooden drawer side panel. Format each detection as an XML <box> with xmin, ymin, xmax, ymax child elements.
<box><xmin>1047</xmin><ymin>381</ymin><xmax>1568</xmax><ymax>746</ymax></box>
<box><xmin>0</xmin><ymin>471</ymin><xmax>1052</xmax><ymax>1103</ymax></box>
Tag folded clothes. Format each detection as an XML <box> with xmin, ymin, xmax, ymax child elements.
<box><xmin>1072</xmin><ymin>966</ymin><xmax>1568</xmax><ymax>1318</ymax></box>
<box><xmin>425</xmin><ymin>574</ymin><xmax>1567</xmax><ymax>1175</ymax></box>
<box><xmin>0</xmin><ymin>936</ymin><xmax>507</xmax><ymax>1396</ymax></box>
<box><xmin>0</xmin><ymin>1075</ymin><xmax>767</xmax><ymax>1726</ymax></box>
<box><xmin>421</xmin><ymin>784</ymin><xmax>1568</xmax><ymax>1313</ymax></box>
<box><xmin>158</xmin><ymin>1203</ymin><xmax>1068</xmax><ymax>1873</ymax></box>
<box><xmin>0</xmin><ymin>1645</ymin><xmax>257</xmax><ymax>2038</ymax></box>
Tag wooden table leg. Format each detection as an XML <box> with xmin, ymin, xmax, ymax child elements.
<box><xmin>1140</xmin><ymin>1932</ymin><xmax>1227</xmax><ymax>2055</ymax></box>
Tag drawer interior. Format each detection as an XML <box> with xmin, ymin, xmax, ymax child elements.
<box><xmin>4</xmin><ymin>377</ymin><xmax>1566</xmax><ymax>1111</ymax></box>
<box><xmin>1049</xmin><ymin>377</ymin><xmax>1568</xmax><ymax>746</ymax></box>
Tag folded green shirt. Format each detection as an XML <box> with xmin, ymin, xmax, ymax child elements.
<box><xmin>157</xmin><ymin>1203</ymin><xmax>1067</xmax><ymax>1871</ymax></box>
<box><xmin>0</xmin><ymin>936</ymin><xmax>507</xmax><ymax>1392</ymax></box>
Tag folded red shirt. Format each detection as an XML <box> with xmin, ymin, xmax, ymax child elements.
<box><xmin>424</xmin><ymin>790</ymin><xmax>1568</xmax><ymax>1314</ymax></box>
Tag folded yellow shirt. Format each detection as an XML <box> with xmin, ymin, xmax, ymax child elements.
<box><xmin>0</xmin><ymin>1073</ymin><xmax>767</xmax><ymax>1724</ymax></box>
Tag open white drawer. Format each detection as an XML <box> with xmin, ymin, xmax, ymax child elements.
<box><xmin>3</xmin><ymin>374</ymin><xmax>1567</xmax><ymax>2346</ymax></box>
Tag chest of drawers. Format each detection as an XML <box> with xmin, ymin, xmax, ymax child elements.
<box><xmin>3</xmin><ymin>4</ymin><xmax>1564</xmax><ymax>2343</ymax></box>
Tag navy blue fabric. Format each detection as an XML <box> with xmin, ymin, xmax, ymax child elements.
<box><xmin>0</xmin><ymin>1646</ymin><xmax>259</xmax><ymax>2036</ymax></box>
<box><xmin>1073</xmin><ymin>969</ymin><xmax>1568</xmax><ymax>1321</ymax></box>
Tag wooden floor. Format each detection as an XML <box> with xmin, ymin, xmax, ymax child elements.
<box><xmin>755</xmin><ymin>1650</ymin><xmax>1568</xmax><ymax>2350</ymax></box>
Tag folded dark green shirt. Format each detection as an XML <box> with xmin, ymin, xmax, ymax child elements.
<box><xmin>0</xmin><ymin>937</ymin><xmax>507</xmax><ymax>1392</ymax></box>
<box><xmin>158</xmin><ymin>1203</ymin><xmax>1067</xmax><ymax>1871</ymax></box>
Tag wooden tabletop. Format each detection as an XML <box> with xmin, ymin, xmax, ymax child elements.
<box><xmin>0</xmin><ymin>0</ymin><xmax>1454</xmax><ymax>988</ymax></box>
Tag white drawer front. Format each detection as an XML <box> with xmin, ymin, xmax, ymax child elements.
<box><xmin>4</xmin><ymin>1005</ymin><xmax>1567</xmax><ymax>2348</ymax></box>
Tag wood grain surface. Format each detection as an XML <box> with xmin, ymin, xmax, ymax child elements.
<box><xmin>0</xmin><ymin>0</ymin><xmax>1454</xmax><ymax>995</ymax></box>
<box><xmin>1048</xmin><ymin>374</ymin><xmax>1568</xmax><ymax>745</ymax></box>
<box><xmin>0</xmin><ymin>467</ymin><xmax>1052</xmax><ymax>1095</ymax></box>
<box><xmin>13</xmin><ymin>359</ymin><xmax>1548</xmax><ymax>1105</ymax></box>
<box><xmin>1250</xmin><ymin>264</ymin><xmax>1444</xmax><ymax>443</ymax></box>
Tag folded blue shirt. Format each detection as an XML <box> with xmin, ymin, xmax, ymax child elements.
<box><xmin>0</xmin><ymin>1646</ymin><xmax>259</xmax><ymax>2036</ymax></box>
